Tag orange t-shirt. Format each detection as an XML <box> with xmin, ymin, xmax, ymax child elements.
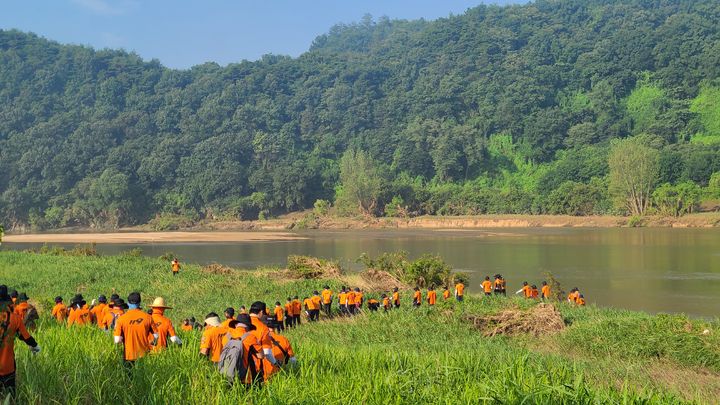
<box><xmin>68</xmin><ymin>307</ymin><xmax>91</xmax><ymax>326</ymax></box>
<box><xmin>200</xmin><ymin>325</ymin><xmax>227</xmax><ymax>363</ymax></box>
<box><xmin>14</xmin><ymin>302</ymin><xmax>30</xmax><ymax>320</ymax></box>
<box><xmin>292</xmin><ymin>300</ymin><xmax>301</xmax><ymax>315</ymax></box>
<box><xmin>113</xmin><ymin>308</ymin><xmax>157</xmax><ymax>361</ymax></box>
<box><xmin>455</xmin><ymin>283</ymin><xmax>465</xmax><ymax>297</ymax></box>
<box><xmin>269</xmin><ymin>332</ymin><xmax>294</xmax><ymax>364</ymax></box>
<box><xmin>522</xmin><ymin>285</ymin><xmax>532</xmax><ymax>298</ymax></box>
<box><xmin>51</xmin><ymin>303</ymin><xmax>68</xmax><ymax>322</ymax></box>
<box><xmin>443</xmin><ymin>290</ymin><xmax>450</xmax><ymax>300</ymax></box>
<box><xmin>382</xmin><ymin>297</ymin><xmax>390</xmax><ymax>308</ymax></box>
<box><xmin>310</xmin><ymin>295</ymin><xmax>322</xmax><ymax>310</ymax></box>
<box><xmin>250</xmin><ymin>315</ymin><xmax>277</xmax><ymax>380</ymax></box>
<box><xmin>284</xmin><ymin>302</ymin><xmax>294</xmax><ymax>316</ymax></box>
<box><xmin>354</xmin><ymin>292</ymin><xmax>363</xmax><ymax>305</ymax></box>
<box><xmin>338</xmin><ymin>292</ymin><xmax>347</xmax><ymax>305</ymax></box>
<box><xmin>530</xmin><ymin>288</ymin><xmax>539</xmax><ymax>299</ymax></box>
<box><xmin>427</xmin><ymin>290</ymin><xmax>437</xmax><ymax>305</ymax></box>
<box><xmin>172</xmin><ymin>261</ymin><xmax>180</xmax><ymax>272</ymax></box>
<box><xmin>346</xmin><ymin>291</ymin><xmax>356</xmax><ymax>306</ymax></box>
<box><xmin>413</xmin><ymin>290</ymin><xmax>421</xmax><ymax>303</ymax></box>
<box><xmin>274</xmin><ymin>306</ymin><xmax>284</xmax><ymax>321</ymax></box>
<box><xmin>101</xmin><ymin>307</ymin><xmax>124</xmax><ymax>330</ymax></box>
<box><xmin>150</xmin><ymin>311</ymin><xmax>177</xmax><ymax>351</ymax></box>
<box><xmin>0</xmin><ymin>310</ymin><xmax>32</xmax><ymax>375</ymax></box>
<box><xmin>392</xmin><ymin>291</ymin><xmax>400</xmax><ymax>304</ymax></box>
<box><xmin>541</xmin><ymin>285</ymin><xmax>551</xmax><ymax>298</ymax></box>
<box><xmin>181</xmin><ymin>323</ymin><xmax>193</xmax><ymax>332</ymax></box>
<box><xmin>321</xmin><ymin>289</ymin><xmax>333</xmax><ymax>304</ymax></box>
<box><xmin>90</xmin><ymin>303</ymin><xmax>108</xmax><ymax>325</ymax></box>
<box><xmin>482</xmin><ymin>280</ymin><xmax>493</xmax><ymax>293</ymax></box>
<box><xmin>577</xmin><ymin>297</ymin><xmax>586</xmax><ymax>306</ymax></box>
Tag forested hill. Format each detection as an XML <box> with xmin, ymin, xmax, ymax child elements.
<box><xmin>2</xmin><ymin>0</ymin><xmax>720</xmax><ymax>230</ymax></box>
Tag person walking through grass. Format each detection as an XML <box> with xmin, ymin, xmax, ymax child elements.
<box><xmin>200</xmin><ymin>313</ymin><xmax>226</xmax><ymax>364</ymax></box>
<box><xmin>51</xmin><ymin>296</ymin><xmax>68</xmax><ymax>323</ymax></box>
<box><xmin>0</xmin><ymin>285</ymin><xmax>40</xmax><ymax>399</ymax></box>
<box><xmin>427</xmin><ymin>286</ymin><xmax>437</xmax><ymax>306</ymax></box>
<box><xmin>454</xmin><ymin>281</ymin><xmax>465</xmax><ymax>302</ymax></box>
<box><xmin>171</xmin><ymin>258</ymin><xmax>181</xmax><ymax>276</ymax></box>
<box><xmin>481</xmin><ymin>277</ymin><xmax>493</xmax><ymax>296</ymax></box>
<box><xmin>412</xmin><ymin>287</ymin><xmax>421</xmax><ymax>307</ymax></box>
<box><xmin>113</xmin><ymin>292</ymin><xmax>158</xmax><ymax>366</ymax></box>
<box><xmin>67</xmin><ymin>295</ymin><xmax>91</xmax><ymax>327</ymax></box>
<box><xmin>321</xmin><ymin>286</ymin><xmax>333</xmax><ymax>318</ymax></box>
<box><xmin>148</xmin><ymin>297</ymin><xmax>182</xmax><ymax>352</ymax></box>
<box><xmin>541</xmin><ymin>281</ymin><xmax>551</xmax><ymax>300</ymax></box>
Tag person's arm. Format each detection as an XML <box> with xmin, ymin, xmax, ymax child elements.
<box><xmin>17</xmin><ymin>319</ymin><xmax>40</xmax><ymax>353</ymax></box>
<box><xmin>515</xmin><ymin>289</ymin><xmax>524</xmax><ymax>295</ymax></box>
<box><xmin>169</xmin><ymin>324</ymin><xmax>182</xmax><ymax>345</ymax></box>
<box><xmin>113</xmin><ymin>319</ymin><xmax>123</xmax><ymax>344</ymax></box>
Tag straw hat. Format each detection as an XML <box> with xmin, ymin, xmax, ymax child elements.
<box><xmin>149</xmin><ymin>297</ymin><xmax>172</xmax><ymax>309</ymax></box>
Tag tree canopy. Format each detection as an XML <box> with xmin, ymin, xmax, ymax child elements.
<box><xmin>2</xmin><ymin>0</ymin><xmax>720</xmax><ymax>229</ymax></box>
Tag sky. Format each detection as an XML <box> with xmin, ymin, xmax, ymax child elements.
<box><xmin>1</xmin><ymin>0</ymin><xmax>523</xmax><ymax>69</ymax></box>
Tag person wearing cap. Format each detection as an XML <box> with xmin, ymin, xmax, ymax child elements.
<box><xmin>266</xmin><ymin>318</ymin><xmax>296</xmax><ymax>367</ymax></box>
<box><xmin>321</xmin><ymin>286</ymin><xmax>333</xmax><ymax>318</ymax></box>
<box><xmin>382</xmin><ymin>293</ymin><xmax>390</xmax><ymax>311</ymax></box>
<box><xmin>222</xmin><ymin>308</ymin><xmax>236</xmax><ymax>329</ymax></box>
<box><xmin>148</xmin><ymin>297</ymin><xmax>181</xmax><ymax>352</ymax></box>
<box><xmin>455</xmin><ymin>280</ymin><xmax>465</xmax><ymax>302</ymax></box>
<box><xmin>392</xmin><ymin>287</ymin><xmax>400</xmax><ymax>308</ymax></box>
<box><xmin>9</xmin><ymin>290</ymin><xmax>17</xmax><ymax>306</ymax></box>
<box><xmin>367</xmin><ymin>296</ymin><xmax>380</xmax><ymax>311</ymax></box>
<box><xmin>273</xmin><ymin>302</ymin><xmax>285</xmax><ymax>331</ymax></box>
<box><xmin>0</xmin><ymin>285</ymin><xmax>40</xmax><ymax>397</ymax></box>
<box><xmin>200</xmin><ymin>312</ymin><xmax>226</xmax><ymax>363</ymax></box>
<box><xmin>541</xmin><ymin>281</ymin><xmax>551</xmax><ymax>301</ymax></box>
<box><xmin>90</xmin><ymin>295</ymin><xmax>109</xmax><ymax>327</ymax></box>
<box><xmin>412</xmin><ymin>287</ymin><xmax>421</xmax><ymax>307</ymax></box>
<box><xmin>238</xmin><ymin>306</ymin><xmax>247</xmax><ymax>315</ymax></box>
<box><xmin>291</xmin><ymin>296</ymin><xmax>302</xmax><ymax>326</ymax></box>
<box><xmin>494</xmin><ymin>274</ymin><xmax>507</xmax><ymax>296</ymax></box>
<box><xmin>113</xmin><ymin>292</ymin><xmax>159</xmax><ymax>364</ymax></box>
<box><xmin>338</xmin><ymin>287</ymin><xmax>348</xmax><ymax>316</ymax></box>
<box><xmin>68</xmin><ymin>295</ymin><xmax>91</xmax><ymax>327</ymax></box>
<box><xmin>171</xmin><ymin>258</ymin><xmax>181</xmax><ymax>276</ymax></box>
<box><xmin>442</xmin><ymin>287</ymin><xmax>451</xmax><ymax>301</ymax></box>
<box><xmin>101</xmin><ymin>298</ymin><xmax>125</xmax><ymax>331</ymax></box>
<box><xmin>222</xmin><ymin>315</ymin><xmax>262</xmax><ymax>386</ymax></box>
<box><xmin>354</xmin><ymin>288</ymin><xmax>364</xmax><ymax>312</ymax></box>
<box><xmin>284</xmin><ymin>298</ymin><xmax>294</xmax><ymax>328</ymax></box>
<box><xmin>249</xmin><ymin>301</ymin><xmax>281</xmax><ymax>380</ymax></box>
<box><xmin>346</xmin><ymin>288</ymin><xmax>356</xmax><ymax>315</ymax></box>
<box><xmin>51</xmin><ymin>296</ymin><xmax>68</xmax><ymax>323</ymax></box>
<box><xmin>309</xmin><ymin>292</ymin><xmax>321</xmax><ymax>321</ymax></box>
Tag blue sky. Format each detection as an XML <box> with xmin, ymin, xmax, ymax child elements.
<box><xmin>1</xmin><ymin>0</ymin><xmax>523</xmax><ymax>69</ymax></box>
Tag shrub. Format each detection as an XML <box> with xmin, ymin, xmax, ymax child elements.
<box><xmin>313</xmin><ymin>199</ymin><xmax>331</xmax><ymax>217</ymax></box>
<box><xmin>406</xmin><ymin>254</ymin><xmax>452</xmax><ymax>287</ymax></box>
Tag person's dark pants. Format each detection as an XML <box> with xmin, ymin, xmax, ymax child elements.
<box><xmin>413</xmin><ymin>302</ymin><xmax>420</xmax><ymax>307</ymax></box>
<box><xmin>294</xmin><ymin>314</ymin><xmax>301</xmax><ymax>326</ymax></box>
<box><xmin>172</xmin><ymin>272</ymin><xmax>178</xmax><ymax>276</ymax></box>
<box><xmin>310</xmin><ymin>310</ymin><xmax>320</xmax><ymax>321</ymax></box>
<box><xmin>394</xmin><ymin>302</ymin><xmax>400</xmax><ymax>308</ymax></box>
<box><xmin>276</xmin><ymin>320</ymin><xmax>285</xmax><ymax>331</ymax></box>
<box><xmin>485</xmin><ymin>292</ymin><xmax>492</xmax><ymax>296</ymax></box>
<box><xmin>457</xmin><ymin>295</ymin><xmax>464</xmax><ymax>302</ymax></box>
<box><xmin>285</xmin><ymin>317</ymin><xmax>293</xmax><ymax>328</ymax></box>
<box><xmin>369</xmin><ymin>304</ymin><xmax>378</xmax><ymax>311</ymax></box>
<box><xmin>323</xmin><ymin>303</ymin><xmax>332</xmax><ymax>318</ymax></box>
<box><xmin>0</xmin><ymin>372</ymin><xmax>15</xmax><ymax>398</ymax></box>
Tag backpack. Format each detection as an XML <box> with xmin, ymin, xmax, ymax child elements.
<box><xmin>269</xmin><ymin>335</ymin><xmax>289</xmax><ymax>365</ymax></box>
<box><xmin>217</xmin><ymin>332</ymin><xmax>258</xmax><ymax>385</ymax></box>
<box><xmin>23</xmin><ymin>304</ymin><xmax>39</xmax><ymax>329</ymax></box>
<box><xmin>109</xmin><ymin>312</ymin><xmax>120</xmax><ymax>331</ymax></box>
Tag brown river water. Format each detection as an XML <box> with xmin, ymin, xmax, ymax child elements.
<box><xmin>4</xmin><ymin>228</ymin><xmax>719</xmax><ymax>318</ymax></box>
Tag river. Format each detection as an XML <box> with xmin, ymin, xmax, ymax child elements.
<box><xmin>4</xmin><ymin>228</ymin><xmax>719</xmax><ymax>318</ymax></box>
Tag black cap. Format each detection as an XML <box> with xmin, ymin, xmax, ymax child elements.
<box><xmin>127</xmin><ymin>292</ymin><xmax>141</xmax><ymax>305</ymax></box>
<box><xmin>0</xmin><ymin>286</ymin><xmax>10</xmax><ymax>302</ymax></box>
<box><xmin>249</xmin><ymin>301</ymin><xmax>266</xmax><ymax>315</ymax></box>
<box><xmin>18</xmin><ymin>293</ymin><xmax>28</xmax><ymax>302</ymax></box>
<box><xmin>71</xmin><ymin>294</ymin><xmax>84</xmax><ymax>304</ymax></box>
<box><xmin>236</xmin><ymin>314</ymin><xmax>255</xmax><ymax>330</ymax></box>
<box><xmin>55</xmin><ymin>296</ymin><xmax>63</xmax><ymax>303</ymax></box>
<box><xmin>98</xmin><ymin>295</ymin><xmax>107</xmax><ymax>303</ymax></box>
<box><xmin>9</xmin><ymin>289</ymin><xmax>17</xmax><ymax>298</ymax></box>
<box><xmin>225</xmin><ymin>307</ymin><xmax>235</xmax><ymax>318</ymax></box>
<box><xmin>110</xmin><ymin>294</ymin><xmax>120</xmax><ymax>301</ymax></box>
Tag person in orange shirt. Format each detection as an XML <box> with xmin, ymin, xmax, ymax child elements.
<box><xmin>568</xmin><ymin>288</ymin><xmax>581</xmax><ymax>304</ymax></box>
<box><xmin>494</xmin><ymin>274</ymin><xmax>507</xmax><ymax>296</ymax></box>
<box><xmin>222</xmin><ymin>308</ymin><xmax>236</xmax><ymax>329</ymax></box>
<box><xmin>13</xmin><ymin>293</ymin><xmax>38</xmax><ymax>329</ymax></box>
<box><xmin>102</xmin><ymin>298</ymin><xmax>125</xmax><ymax>331</ymax></box>
<box><xmin>442</xmin><ymin>287</ymin><xmax>450</xmax><ymax>301</ymax></box>
<box><xmin>455</xmin><ymin>281</ymin><xmax>465</xmax><ymax>302</ymax></box>
<box><xmin>68</xmin><ymin>295</ymin><xmax>91</xmax><ymax>327</ymax></box>
<box><xmin>113</xmin><ymin>292</ymin><xmax>159</xmax><ymax>365</ymax></box>
<box><xmin>353</xmin><ymin>288</ymin><xmax>363</xmax><ymax>312</ymax></box>
<box><xmin>392</xmin><ymin>287</ymin><xmax>400</xmax><ymax>308</ymax></box>
<box><xmin>309</xmin><ymin>291</ymin><xmax>322</xmax><ymax>321</ymax></box>
<box><xmin>382</xmin><ymin>294</ymin><xmax>390</xmax><ymax>312</ymax></box>
<box><xmin>577</xmin><ymin>294</ymin><xmax>586</xmax><ymax>306</ymax></box>
<box><xmin>273</xmin><ymin>302</ymin><xmax>285</xmax><ymax>331</ymax></box>
<box><xmin>221</xmin><ymin>316</ymin><xmax>262</xmax><ymax>386</ymax></box>
<box><xmin>171</xmin><ymin>258</ymin><xmax>181</xmax><ymax>276</ymax></box>
<box><xmin>267</xmin><ymin>318</ymin><xmax>296</xmax><ymax>367</ymax></box>
<box><xmin>51</xmin><ymin>296</ymin><xmax>68</xmax><ymax>323</ymax></box>
<box><xmin>321</xmin><ymin>286</ymin><xmax>333</xmax><ymax>318</ymax></box>
<box><xmin>346</xmin><ymin>288</ymin><xmax>356</xmax><ymax>315</ymax></box>
<box><xmin>90</xmin><ymin>295</ymin><xmax>108</xmax><ymax>326</ymax></box>
<box><xmin>200</xmin><ymin>313</ymin><xmax>226</xmax><ymax>364</ymax></box>
<box><xmin>337</xmin><ymin>288</ymin><xmax>348</xmax><ymax>316</ymax></box>
<box><xmin>148</xmin><ymin>297</ymin><xmax>181</xmax><ymax>352</ymax></box>
<box><xmin>367</xmin><ymin>297</ymin><xmax>380</xmax><ymax>311</ymax></box>
<box><xmin>180</xmin><ymin>319</ymin><xmax>194</xmax><ymax>332</ymax></box>
<box><xmin>249</xmin><ymin>302</ymin><xmax>281</xmax><ymax>381</ymax></box>
<box><xmin>530</xmin><ymin>285</ymin><xmax>539</xmax><ymax>299</ymax></box>
<box><xmin>541</xmin><ymin>281</ymin><xmax>551</xmax><ymax>300</ymax></box>
<box><xmin>481</xmin><ymin>276</ymin><xmax>493</xmax><ymax>296</ymax></box>
<box><xmin>412</xmin><ymin>287</ymin><xmax>421</xmax><ymax>307</ymax></box>
<box><xmin>238</xmin><ymin>306</ymin><xmax>247</xmax><ymax>315</ymax></box>
<box><xmin>291</xmin><ymin>296</ymin><xmax>302</xmax><ymax>326</ymax></box>
<box><xmin>427</xmin><ymin>286</ymin><xmax>437</xmax><ymax>306</ymax></box>
<box><xmin>284</xmin><ymin>298</ymin><xmax>294</xmax><ymax>328</ymax></box>
<box><xmin>0</xmin><ymin>286</ymin><xmax>40</xmax><ymax>398</ymax></box>
<box><xmin>516</xmin><ymin>282</ymin><xmax>532</xmax><ymax>299</ymax></box>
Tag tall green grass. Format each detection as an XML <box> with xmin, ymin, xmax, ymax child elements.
<box><xmin>1</xmin><ymin>251</ymin><xmax>716</xmax><ymax>403</ymax></box>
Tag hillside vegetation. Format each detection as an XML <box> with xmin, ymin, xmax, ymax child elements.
<box><xmin>2</xmin><ymin>0</ymin><xmax>720</xmax><ymax>230</ymax></box>
<box><xmin>1</xmin><ymin>250</ymin><xmax>719</xmax><ymax>403</ymax></box>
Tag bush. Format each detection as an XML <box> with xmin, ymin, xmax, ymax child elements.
<box><xmin>627</xmin><ymin>216</ymin><xmax>644</xmax><ymax>227</ymax></box>
<box><xmin>313</xmin><ymin>199</ymin><xmax>331</xmax><ymax>217</ymax></box>
<box><xmin>148</xmin><ymin>213</ymin><xmax>196</xmax><ymax>231</ymax></box>
<box><xmin>406</xmin><ymin>254</ymin><xmax>452</xmax><ymax>287</ymax></box>
<box><xmin>384</xmin><ymin>196</ymin><xmax>407</xmax><ymax>218</ymax></box>
<box><xmin>652</xmin><ymin>181</ymin><xmax>702</xmax><ymax>217</ymax></box>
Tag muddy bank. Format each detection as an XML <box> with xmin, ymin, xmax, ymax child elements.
<box><xmin>2</xmin><ymin>231</ymin><xmax>306</xmax><ymax>244</ymax></box>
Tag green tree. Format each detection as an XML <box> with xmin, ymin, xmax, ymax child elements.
<box><xmin>609</xmin><ymin>137</ymin><xmax>660</xmax><ymax>216</ymax></box>
<box><xmin>335</xmin><ymin>150</ymin><xmax>383</xmax><ymax>216</ymax></box>
<box><xmin>652</xmin><ymin>182</ymin><xmax>702</xmax><ymax>217</ymax></box>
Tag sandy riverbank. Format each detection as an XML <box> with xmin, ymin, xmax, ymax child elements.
<box><xmin>2</xmin><ymin>231</ymin><xmax>306</xmax><ymax>244</ymax></box>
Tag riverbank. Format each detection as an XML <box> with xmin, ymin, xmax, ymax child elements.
<box><xmin>1</xmin><ymin>231</ymin><xmax>305</xmax><ymax>244</ymax></box>
<box><xmin>1</xmin><ymin>251</ymin><xmax>718</xmax><ymax>403</ymax></box>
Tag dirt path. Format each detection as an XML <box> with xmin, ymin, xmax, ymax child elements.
<box><xmin>2</xmin><ymin>231</ymin><xmax>306</xmax><ymax>244</ymax></box>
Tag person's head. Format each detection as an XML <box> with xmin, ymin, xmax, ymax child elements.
<box><xmin>249</xmin><ymin>301</ymin><xmax>267</xmax><ymax>315</ymax></box>
<box><xmin>381</xmin><ymin>293</ymin><xmax>387</xmax><ymax>298</ymax></box>
<box><xmin>324</xmin><ymin>285</ymin><xmax>329</xmax><ymax>290</ymax></box>
<box><xmin>542</xmin><ymin>281</ymin><xmax>547</xmax><ymax>286</ymax></box>
<box><xmin>485</xmin><ymin>276</ymin><xmax>490</xmax><ymax>281</ymax></box>
<box><xmin>110</xmin><ymin>293</ymin><xmax>120</xmax><ymax>301</ymax></box>
<box><xmin>523</xmin><ymin>281</ymin><xmax>528</xmax><ymax>286</ymax></box>
<box><xmin>393</xmin><ymin>287</ymin><xmax>398</xmax><ymax>292</ymax></box>
<box><xmin>127</xmin><ymin>292</ymin><xmax>141</xmax><ymax>307</ymax></box>
<box><xmin>341</xmin><ymin>285</ymin><xmax>346</xmax><ymax>292</ymax></box>
<box><xmin>98</xmin><ymin>295</ymin><xmax>107</xmax><ymax>303</ymax></box>
<box><xmin>10</xmin><ymin>290</ymin><xmax>18</xmax><ymax>299</ymax></box>
<box><xmin>224</xmin><ymin>307</ymin><xmax>235</xmax><ymax>319</ymax></box>
<box><xmin>0</xmin><ymin>285</ymin><xmax>10</xmax><ymax>303</ymax></box>
<box><xmin>147</xmin><ymin>308</ymin><xmax>153</xmax><ymax>315</ymax></box>
<box><xmin>17</xmin><ymin>293</ymin><xmax>28</xmax><ymax>302</ymax></box>
<box><xmin>275</xmin><ymin>301</ymin><xmax>281</xmax><ymax>306</ymax></box>
<box><xmin>173</xmin><ymin>258</ymin><xmax>178</xmax><ymax>262</ymax></box>
<box><xmin>579</xmin><ymin>294</ymin><xmax>584</xmax><ymax>299</ymax></box>
<box><xmin>189</xmin><ymin>316</ymin><xmax>196</xmax><ymax>323</ymax></box>
<box><xmin>354</xmin><ymin>287</ymin><xmax>360</xmax><ymax>292</ymax></box>
<box><xmin>239</xmin><ymin>305</ymin><xmax>246</xmax><ymax>312</ymax></box>
<box><xmin>531</xmin><ymin>285</ymin><xmax>537</xmax><ymax>289</ymax></box>
<box><xmin>414</xmin><ymin>286</ymin><xmax>419</xmax><ymax>291</ymax></box>
<box><xmin>55</xmin><ymin>296</ymin><xmax>63</xmax><ymax>304</ymax></box>
<box><xmin>293</xmin><ymin>295</ymin><xmax>299</xmax><ymax>300</ymax></box>
<box><xmin>313</xmin><ymin>290</ymin><xmax>319</xmax><ymax>296</ymax></box>
<box><xmin>236</xmin><ymin>314</ymin><xmax>254</xmax><ymax>330</ymax></box>
<box><xmin>204</xmin><ymin>312</ymin><xmax>221</xmax><ymax>328</ymax></box>
<box><xmin>573</xmin><ymin>287</ymin><xmax>579</xmax><ymax>292</ymax></box>
<box><xmin>429</xmin><ymin>285</ymin><xmax>435</xmax><ymax>291</ymax></box>
<box><xmin>113</xmin><ymin>298</ymin><xmax>123</xmax><ymax>308</ymax></box>
<box><xmin>287</xmin><ymin>297</ymin><xmax>292</xmax><ymax>302</ymax></box>
<box><xmin>183</xmin><ymin>318</ymin><xmax>190</xmax><ymax>325</ymax></box>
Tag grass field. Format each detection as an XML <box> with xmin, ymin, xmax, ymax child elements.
<box><xmin>1</xmin><ymin>250</ymin><xmax>719</xmax><ymax>404</ymax></box>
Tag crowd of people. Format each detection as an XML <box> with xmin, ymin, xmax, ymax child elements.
<box><xmin>0</xmin><ymin>264</ymin><xmax>588</xmax><ymax>399</ymax></box>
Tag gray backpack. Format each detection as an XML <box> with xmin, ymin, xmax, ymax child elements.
<box><xmin>217</xmin><ymin>332</ymin><xmax>255</xmax><ymax>384</ymax></box>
